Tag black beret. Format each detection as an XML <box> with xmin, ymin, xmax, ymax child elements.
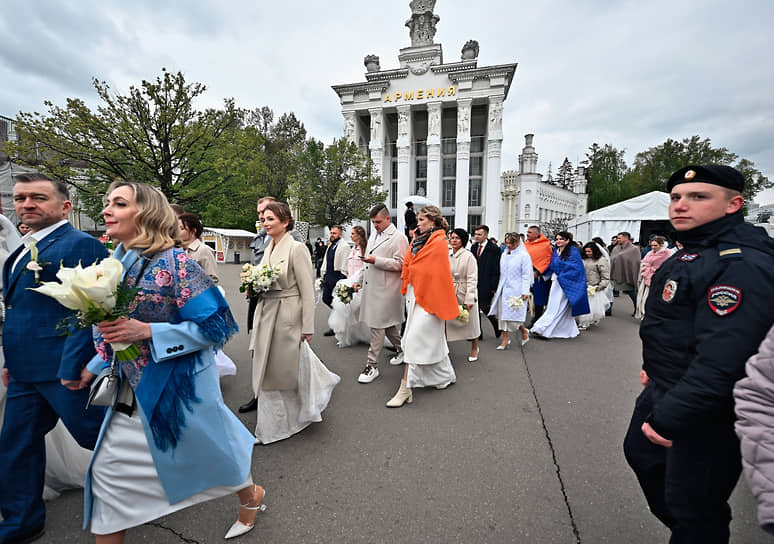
<box><xmin>667</xmin><ymin>164</ymin><xmax>745</xmax><ymax>193</ymax></box>
<box><xmin>451</xmin><ymin>227</ymin><xmax>469</xmax><ymax>247</ymax></box>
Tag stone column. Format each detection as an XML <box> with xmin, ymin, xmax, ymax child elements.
<box><xmin>426</xmin><ymin>102</ymin><xmax>442</xmax><ymax>207</ymax></box>
<box><xmin>368</xmin><ymin>108</ymin><xmax>386</xmax><ymax>202</ymax></box>
<box><xmin>396</xmin><ymin>104</ymin><xmax>412</xmax><ymax>233</ymax></box>
<box><xmin>485</xmin><ymin>95</ymin><xmax>505</xmax><ymax>240</ymax></box>
<box><xmin>455</xmin><ymin>98</ymin><xmax>472</xmax><ymax>231</ymax></box>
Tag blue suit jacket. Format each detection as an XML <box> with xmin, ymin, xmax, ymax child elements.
<box><xmin>2</xmin><ymin>223</ymin><xmax>109</xmax><ymax>382</ymax></box>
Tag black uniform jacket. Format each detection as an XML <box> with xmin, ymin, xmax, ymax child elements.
<box><xmin>471</xmin><ymin>240</ymin><xmax>501</xmax><ymax>307</ymax></box>
<box><xmin>640</xmin><ymin>211</ymin><xmax>774</xmax><ymax>439</ymax></box>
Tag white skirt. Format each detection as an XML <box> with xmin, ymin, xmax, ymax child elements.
<box><xmin>402</xmin><ymin>285</ymin><xmax>456</xmax><ymax>388</ymax></box>
<box><xmin>255</xmin><ymin>342</ymin><xmax>339</xmax><ymax>445</ymax></box>
<box><xmin>90</xmin><ymin>409</ymin><xmax>251</xmax><ymax>535</ymax></box>
<box><xmin>577</xmin><ymin>289</ymin><xmax>607</xmax><ymax>329</ymax></box>
<box><xmin>530</xmin><ymin>275</ymin><xmax>579</xmax><ymax>339</ymax></box>
<box><xmin>327</xmin><ymin>281</ymin><xmax>371</xmax><ymax>347</ymax></box>
<box><xmin>498</xmin><ymin>319</ymin><xmax>525</xmax><ymax>332</ymax></box>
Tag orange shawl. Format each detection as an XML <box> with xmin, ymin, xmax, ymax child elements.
<box><xmin>525</xmin><ymin>234</ymin><xmax>553</xmax><ymax>274</ymax></box>
<box><xmin>401</xmin><ymin>230</ymin><xmax>459</xmax><ymax>320</ymax></box>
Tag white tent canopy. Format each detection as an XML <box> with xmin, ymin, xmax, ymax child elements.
<box><xmin>567</xmin><ymin>191</ymin><xmax>670</xmax><ymax>244</ymax></box>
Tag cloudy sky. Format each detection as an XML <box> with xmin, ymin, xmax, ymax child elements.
<box><xmin>3</xmin><ymin>0</ymin><xmax>773</xmax><ymax>202</ymax></box>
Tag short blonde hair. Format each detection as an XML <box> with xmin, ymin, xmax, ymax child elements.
<box><xmin>106</xmin><ymin>181</ymin><xmax>180</xmax><ymax>255</ymax></box>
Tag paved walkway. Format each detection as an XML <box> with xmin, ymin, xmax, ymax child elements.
<box><xmin>35</xmin><ymin>264</ymin><xmax>766</xmax><ymax>543</ymax></box>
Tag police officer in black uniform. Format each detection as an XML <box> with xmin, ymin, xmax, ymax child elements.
<box><xmin>623</xmin><ymin>164</ymin><xmax>774</xmax><ymax>543</ymax></box>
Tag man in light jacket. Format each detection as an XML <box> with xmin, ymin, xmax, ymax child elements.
<box><xmin>355</xmin><ymin>204</ymin><xmax>408</xmax><ymax>384</ymax></box>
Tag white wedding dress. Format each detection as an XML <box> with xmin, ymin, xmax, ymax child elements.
<box><xmin>327</xmin><ymin>277</ymin><xmax>371</xmax><ymax>347</ymax></box>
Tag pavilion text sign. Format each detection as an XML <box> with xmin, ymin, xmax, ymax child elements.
<box><xmin>383</xmin><ymin>86</ymin><xmax>456</xmax><ymax>103</ymax></box>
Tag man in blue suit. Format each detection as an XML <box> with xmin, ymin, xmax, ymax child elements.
<box><xmin>0</xmin><ymin>173</ymin><xmax>108</xmax><ymax>544</ymax></box>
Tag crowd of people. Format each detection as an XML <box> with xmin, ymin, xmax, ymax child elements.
<box><xmin>2</xmin><ymin>163</ymin><xmax>774</xmax><ymax>544</ymax></box>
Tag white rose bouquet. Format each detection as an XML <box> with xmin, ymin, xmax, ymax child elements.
<box><xmin>507</xmin><ymin>295</ymin><xmax>525</xmax><ymax>311</ymax></box>
<box><xmin>30</xmin><ymin>257</ymin><xmax>141</xmax><ymax>361</ymax></box>
<box><xmin>239</xmin><ymin>262</ymin><xmax>282</xmax><ymax>298</ymax></box>
<box><xmin>335</xmin><ymin>283</ymin><xmax>355</xmax><ymax>304</ymax></box>
<box><xmin>587</xmin><ymin>285</ymin><xmax>598</xmax><ymax>296</ymax></box>
<box><xmin>456</xmin><ymin>305</ymin><xmax>470</xmax><ymax>323</ymax></box>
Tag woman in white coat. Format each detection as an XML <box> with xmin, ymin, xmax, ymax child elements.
<box><xmin>445</xmin><ymin>228</ymin><xmax>481</xmax><ymax>361</ymax></box>
<box><xmin>489</xmin><ymin>233</ymin><xmax>533</xmax><ymax>348</ymax></box>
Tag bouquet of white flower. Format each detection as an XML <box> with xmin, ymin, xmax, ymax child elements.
<box><xmin>507</xmin><ymin>295</ymin><xmax>525</xmax><ymax>311</ymax></box>
<box><xmin>239</xmin><ymin>262</ymin><xmax>282</xmax><ymax>298</ymax></box>
<box><xmin>315</xmin><ymin>277</ymin><xmax>323</xmax><ymax>291</ymax></box>
<box><xmin>456</xmin><ymin>305</ymin><xmax>469</xmax><ymax>323</ymax></box>
<box><xmin>30</xmin><ymin>257</ymin><xmax>141</xmax><ymax>361</ymax></box>
<box><xmin>335</xmin><ymin>283</ymin><xmax>355</xmax><ymax>304</ymax></box>
<box><xmin>587</xmin><ymin>285</ymin><xmax>597</xmax><ymax>296</ymax></box>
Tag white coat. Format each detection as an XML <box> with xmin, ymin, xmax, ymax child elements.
<box><xmin>489</xmin><ymin>244</ymin><xmax>533</xmax><ymax>323</ymax></box>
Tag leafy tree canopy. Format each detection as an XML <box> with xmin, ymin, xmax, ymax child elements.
<box><xmin>289</xmin><ymin>138</ymin><xmax>386</xmax><ymax>227</ymax></box>
<box><xmin>7</xmin><ymin>69</ymin><xmax>239</xmax><ymax>213</ymax></box>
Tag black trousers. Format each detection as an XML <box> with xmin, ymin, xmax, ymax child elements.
<box><xmin>623</xmin><ymin>382</ymin><xmax>741</xmax><ymax>544</ymax></box>
<box><xmin>247</xmin><ymin>295</ymin><xmax>258</xmax><ymax>332</ymax></box>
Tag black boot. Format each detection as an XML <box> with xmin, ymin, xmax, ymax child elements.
<box><xmin>238</xmin><ymin>398</ymin><xmax>257</xmax><ymax>413</ymax></box>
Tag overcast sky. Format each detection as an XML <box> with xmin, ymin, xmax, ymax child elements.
<box><xmin>3</xmin><ymin>0</ymin><xmax>773</xmax><ymax>203</ymax></box>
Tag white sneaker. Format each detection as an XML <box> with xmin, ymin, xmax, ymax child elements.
<box><xmin>389</xmin><ymin>352</ymin><xmax>405</xmax><ymax>365</ymax></box>
<box><xmin>358</xmin><ymin>364</ymin><xmax>379</xmax><ymax>383</ymax></box>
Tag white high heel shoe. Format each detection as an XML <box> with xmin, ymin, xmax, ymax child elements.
<box><xmin>225</xmin><ymin>485</ymin><xmax>267</xmax><ymax>539</ymax></box>
<box><xmin>496</xmin><ymin>340</ymin><xmax>512</xmax><ymax>350</ymax></box>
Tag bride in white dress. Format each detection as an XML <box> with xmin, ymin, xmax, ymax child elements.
<box><xmin>328</xmin><ymin>226</ymin><xmax>370</xmax><ymax>347</ymax></box>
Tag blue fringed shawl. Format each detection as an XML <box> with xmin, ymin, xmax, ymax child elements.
<box><xmin>96</xmin><ymin>246</ymin><xmax>238</xmax><ymax>451</ymax></box>
<box><xmin>548</xmin><ymin>246</ymin><xmax>591</xmax><ymax>317</ymax></box>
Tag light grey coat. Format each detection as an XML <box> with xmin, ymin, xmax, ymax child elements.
<box><xmin>358</xmin><ymin>223</ymin><xmax>409</xmax><ymax>329</ymax></box>
<box><xmin>734</xmin><ymin>322</ymin><xmax>774</xmax><ymax>535</ymax></box>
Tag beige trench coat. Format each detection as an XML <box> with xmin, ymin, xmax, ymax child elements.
<box><xmin>445</xmin><ymin>248</ymin><xmax>481</xmax><ymax>341</ymax></box>
<box><xmin>249</xmin><ymin>232</ymin><xmax>315</xmax><ymax>393</ymax></box>
<box><xmin>357</xmin><ymin>223</ymin><xmax>409</xmax><ymax>329</ymax></box>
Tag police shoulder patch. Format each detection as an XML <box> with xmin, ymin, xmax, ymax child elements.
<box><xmin>679</xmin><ymin>252</ymin><xmax>699</xmax><ymax>262</ymax></box>
<box><xmin>708</xmin><ymin>285</ymin><xmax>742</xmax><ymax>316</ymax></box>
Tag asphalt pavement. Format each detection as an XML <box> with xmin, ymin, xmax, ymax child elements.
<box><xmin>34</xmin><ymin>263</ymin><xmax>768</xmax><ymax>543</ymax></box>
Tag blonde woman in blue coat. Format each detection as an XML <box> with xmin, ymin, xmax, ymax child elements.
<box><xmin>81</xmin><ymin>182</ymin><xmax>263</xmax><ymax>543</ymax></box>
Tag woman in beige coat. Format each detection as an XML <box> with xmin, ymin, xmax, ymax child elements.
<box><xmin>445</xmin><ymin>228</ymin><xmax>481</xmax><ymax>362</ymax></box>
<box><xmin>249</xmin><ymin>202</ymin><xmax>318</xmax><ymax>444</ymax></box>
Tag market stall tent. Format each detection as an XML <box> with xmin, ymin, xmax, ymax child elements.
<box><xmin>202</xmin><ymin>227</ymin><xmax>256</xmax><ymax>263</ymax></box>
<box><xmin>567</xmin><ymin>191</ymin><xmax>671</xmax><ymax>245</ymax></box>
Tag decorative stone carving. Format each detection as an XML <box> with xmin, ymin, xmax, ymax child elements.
<box><xmin>409</xmin><ymin>62</ymin><xmax>433</xmax><ymax>75</ymax></box>
<box><xmin>406</xmin><ymin>0</ymin><xmax>439</xmax><ymax>46</ymax></box>
<box><xmin>428</xmin><ymin>104</ymin><xmax>441</xmax><ymax>139</ymax></box>
<box><xmin>488</xmin><ymin>98</ymin><xmax>503</xmax><ymax>134</ymax></box>
<box><xmin>343</xmin><ymin>113</ymin><xmax>356</xmax><ymax>141</ymax></box>
<box><xmin>456</xmin><ymin>103</ymin><xmax>471</xmax><ymax>137</ymax></box>
<box><xmin>398</xmin><ymin>109</ymin><xmax>409</xmax><ymax>139</ymax></box>
<box><xmin>364</xmin><ymin>54</ymin><xmax>380</xmax><ymax>73</ymax></box>
<box><xmin>369</xmin><ymin>110</ymin><xmax>383</xmax><ymax>149</ymax></box>
<box><xmin>461</xmin><ymin>40</ymin><xmax>479</xmax><ymax>60</ymax></box>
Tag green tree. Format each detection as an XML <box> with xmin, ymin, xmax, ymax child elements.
<box><xmin>629</xmin><ymin>136</ymin><xmax>771</xmax><ymax>202</ymax></box>
<box><xmin>556</xmin><ymin>157</ymin><xmax>574</xmax><ymax>189</ymax></box>
<box><xmin>289</xmin><ymin>138</ymin><xmax>386</xmax><ymax>227</ymax></box>
<box><xmin>584</xmin><ymin>143</ymin><xmax>630</xmax><ymax>211</ymax></box>
<box><xmin>243</xmin><ymin>107</ymin><xmax>307</xmax><ymax>202</ymax></box>
<box><xmin>6</xmin><ymin>69</ymin><xmax>239</xmax><ymax>220</ymax></box>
